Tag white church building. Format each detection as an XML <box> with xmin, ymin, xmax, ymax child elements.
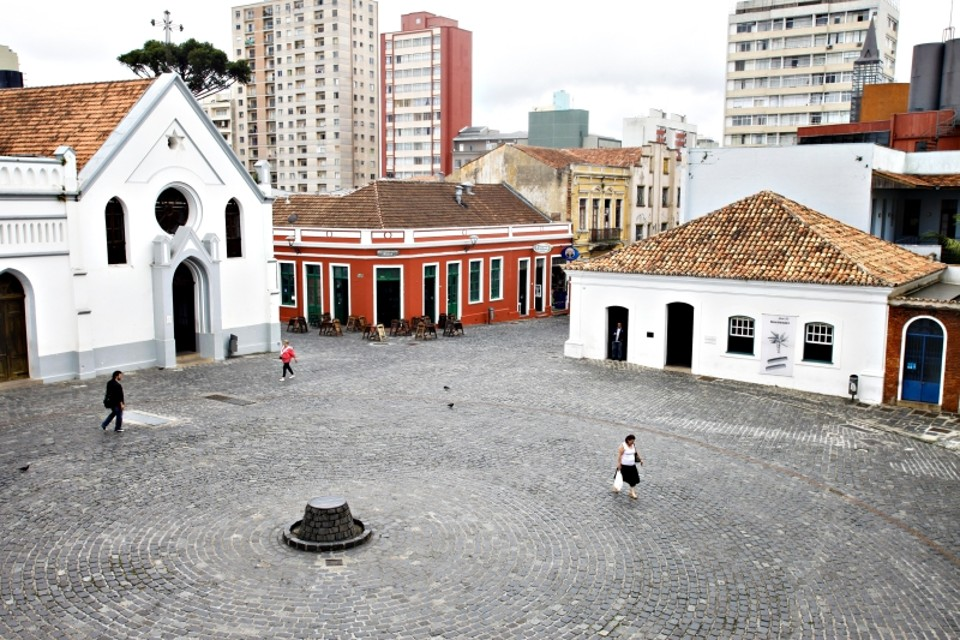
<box><xmin>0</xmin><ymin>74</ymin><xmax>279</xmax><ymax>383</ymax></box>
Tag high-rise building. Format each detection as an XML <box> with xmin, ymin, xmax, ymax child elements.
<box><xmin>724</xmin><ymin>0</ymin><xmax>899</xmax><ymax>147</ymax></box>
<box><xmin>623</xmin><ymin>109</ymin><xmax>698</xmax><ymax>149</ymax></box>
<box><xmin>231</xmin><ymin>0</ymin><xmax>379</xmax><ymax>193</ymax></box>
<box><xmin>0</xmin><ymin>45</ymin><xmax>23</xmax><ymax>88</ymax></box>
<box><xmin>381</xmin><ymin>12</ymin><xmax>472</xmax><ymax>179</ymax></box>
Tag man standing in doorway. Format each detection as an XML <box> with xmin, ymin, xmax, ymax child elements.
<box><xmin>611</xmin><ymin>322</ymin><xmax>625</xmax><ymax>361</ymax></box>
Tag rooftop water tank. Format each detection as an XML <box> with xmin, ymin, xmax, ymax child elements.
<box><xmin>909</xmin><ymin>42</ymin><xmax>944</xmax><ymax>112</ymax></box>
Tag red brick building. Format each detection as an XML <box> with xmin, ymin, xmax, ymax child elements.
<box><xmin>272</xmin><ymin>181</ymin><xmax>571</xmax><ymax>329</ymax></box>
<box><xmin>381</xmin><ymin>12</ymin><xmax>472</xmax><ymax>179</ymax></box>
<box><xmin>885</xmin><ymin>284</ymin><xmax>960</xmax><ymax>411</ymax></box>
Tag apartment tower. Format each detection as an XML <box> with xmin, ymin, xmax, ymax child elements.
<box><xmin>381</xmin><ymin>12</ymin><xmax>472</xmax><ymax>179</ymax></box>
<box><xmin>231</xmin><ymin>0</ymin><xmax>379</xmax><ymax>192</ymax></box>
<box><xmin>724</xmin><ymin>0</ymin><xmax>899</xmax><ymax>147</ymax></box>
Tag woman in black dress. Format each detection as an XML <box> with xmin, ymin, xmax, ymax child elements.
<box><xmin>615</xmin><ymin>434</ymin><xmax>643</xmax><ymax>499</ymax></box>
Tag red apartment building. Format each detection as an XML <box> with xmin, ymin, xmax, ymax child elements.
<box><xmin>272</xmin><ymin>181</ymin><xmax>572</xmax><ymax>329</ymax></box>
<box><xmin>381</xmin><ymin>12</ymin><xmax>472</xmax><ymax>180</ymax></box>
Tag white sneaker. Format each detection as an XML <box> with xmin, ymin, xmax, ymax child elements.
<box><xmin>280</xmin><ymin>377</ymin><xmax>285</xmax><ymax>381</ymax></box>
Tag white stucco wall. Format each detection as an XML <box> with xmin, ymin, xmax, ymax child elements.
<box><xmin>685</xmin><ymin>144</ymin><xmax>880</xmax><ymax>231</ymax></box>
<box><xmin>565</xmin><ymin>270</ymin><xmax>891</xmax><ymax>403</ymax></box>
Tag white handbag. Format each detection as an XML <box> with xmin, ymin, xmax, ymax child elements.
<box><xmin>612</xmin><ymin>470</ymin><xmax>623</xmax><ymax>492</ymax></box>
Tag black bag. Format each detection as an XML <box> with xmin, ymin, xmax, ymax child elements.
<box><xmin>103</xmin><ymin>394</ymin><xmax>112</xmax><ymax>409</ymax></box>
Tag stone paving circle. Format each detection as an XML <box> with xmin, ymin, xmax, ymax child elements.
<box><xmin>0</xmin><ymin>316</ymin><xmax>957</xmax><ymax>639</ymax></box>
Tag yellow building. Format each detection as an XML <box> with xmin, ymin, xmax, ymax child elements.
<box><xmin>457</xmin><ymin>144</ymin><xmax>683</xmax><ymax>258</ymax></box>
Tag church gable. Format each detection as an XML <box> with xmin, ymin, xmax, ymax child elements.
<box><xmin>125</xmin><ymin>119</ymin><xmax>225</xmax><ymax>187</ymax></box>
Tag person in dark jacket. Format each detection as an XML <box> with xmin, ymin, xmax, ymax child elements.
<box><xmin>100</xmin><ymin>370</ymin><xmax>125</xmax><ymax>432</ymax></box>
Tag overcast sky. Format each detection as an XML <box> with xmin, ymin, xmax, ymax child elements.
<box><xmin>3</xmin><ymin>0</ymin><xmax>954</xmax><ymax>141</ymax></box>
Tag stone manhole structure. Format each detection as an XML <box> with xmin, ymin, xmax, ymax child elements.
<box><xmin>283</xmin><ymin>496</ymin><xmax>371</xmax><ymax>551</ymax></box>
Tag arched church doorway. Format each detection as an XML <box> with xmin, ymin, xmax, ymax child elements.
<box><xmin>0</xmin><ymin>273</ymin><xmax>29</xmax><ymax>381</ymax></box>
<box><xmin>173</xmin><ymin>263</ymin><xmax>197</xmax><ymax>353</ymax></box>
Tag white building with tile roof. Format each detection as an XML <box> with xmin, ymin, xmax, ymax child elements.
<box><xmin>564</xmin><ymin>191</ymin><xmax>945</xmax><ymax>403</ymax></box>
<box><xmin>0</xmin><ymin>74</ymin><xmax>279</xmax><ymax>383</ymax></box>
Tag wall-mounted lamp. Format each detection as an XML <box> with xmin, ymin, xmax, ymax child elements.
<box><xmin>286</xmin><ymin>235</ymin><xmax>301</xmax><ymax>254</ymax></box>
<box><xmin>464</xmin><ymin>234</ymin><xmax>479</xmax><ymax>252</ymax></box>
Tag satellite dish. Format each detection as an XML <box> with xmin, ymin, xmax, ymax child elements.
<box><xmin>287</xmin><ymin>213</ymin><xmax>298</xmax><ymax>224</ymax></box>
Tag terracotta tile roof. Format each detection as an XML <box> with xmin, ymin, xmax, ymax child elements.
<box><xmin>514</xmin><ymin>145</ymin><xmax>645</xmax><ymax>169</ymax></box>
<box><xmin>567</xmin><ymin>190</ymin><xmax>945</xmax><ymax>287</ymax></box>
<box><xmin>0</xmin><ymin>78</ymin><xmax>155</xmax><ymax>170</ymax></box>
<box><xmin>873</xmin><ymin>170</ymin><xmax>960</xmax><ymax>188</ymax></box>
<box><xmin>273</xmin><ymin>181</ymin><xmax>552</xmax><ymax>228</ymax></box>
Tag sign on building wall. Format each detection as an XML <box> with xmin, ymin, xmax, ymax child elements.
<box><xmin>760</xmin><ymin>314</ymin><xmax>796</xmax><ymax>377</ymax></box>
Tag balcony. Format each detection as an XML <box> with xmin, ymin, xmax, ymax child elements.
<box><xmin>590</xmin><ymin>227</ymin><xmax>622</xmax><ymax>243</ymax></box>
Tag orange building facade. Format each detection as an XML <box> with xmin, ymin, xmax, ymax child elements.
<box><xmin>272</xmin><ymin>182</ymin><xmax>572</xmax><ymax>329</ymax></box>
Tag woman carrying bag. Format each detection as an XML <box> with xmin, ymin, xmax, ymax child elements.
<box><xmin>612</xmin><ymin>434</ymin><xmax>644</xmax><ymax>499</ymax></box>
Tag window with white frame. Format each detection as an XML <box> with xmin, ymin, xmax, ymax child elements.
<box><xmin>279</xmin><ymin>262</ymin><xmax>296</xmax><ymax>306</ymax></box>
<box><xmin>803</xmin><ymin>322</ymin><xmax>834</xmax><ymax>362</ymax></box>
<box><xmin>727</xmin><ymin>316</ymin><xmax>755</xmax><ymax>354</ymax></box>
<box><xmin>489</xmin><ymin>257</ymin><xmax>503</xmax><ymax>300</ymax></box>
<box><xmin>469</xmin><ymin>259</ymin><xmax>483</xmax><ymax>303</ymax></box>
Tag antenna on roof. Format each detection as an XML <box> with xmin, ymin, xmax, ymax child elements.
<box><xmin>151</xmin><ymin>10</ymin><xmax>184</xmax><ymax>44</ymax></box>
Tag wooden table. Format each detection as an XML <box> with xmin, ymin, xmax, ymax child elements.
<box><xmin>287</xmin><ymin>316</ymin><xmax>309</xmax><ymax>333</ymax></box>
<box><xmin>443</xmin><ymin>319</ymin><xmax>464</xmax><ymax>336</ymax></box>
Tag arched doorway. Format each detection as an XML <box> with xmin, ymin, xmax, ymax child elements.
<box><xmin>901</xmin><ymin>318</ymin><xmax>944</xmax><ymax>404</ymax></box>
<box><xmin>0</xmin><ymin>273</ymin><xmax>29</xmax><ymax>381</ymax></box>
<box><xmin>173</xmin><ymin>263</ymin><xmax>197</xmax><ymax>353</ymax></box>
<box><xmin>666</xmin><ymin>302</ymin><xmax>694</xmax><ymax>368</ymax></box>
<box><xmin>607</xmin><ymin>306</ymin><xmax>628</xmax><ymax>361</ymax></box>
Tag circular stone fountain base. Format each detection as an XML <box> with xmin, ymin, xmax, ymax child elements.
<box><xmin>282</xmin><ymin>496</ymin><xmax>372</xmax><ymax>552</ymax></box>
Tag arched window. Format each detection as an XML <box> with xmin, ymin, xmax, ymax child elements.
<box><xmin>727</xmin><ymin>315</ymin><xmax>755</xmax><ymax>354</ymax></box>
<box><xmin>225</xmin><ymin>199</ymin><xmax>242</xmax><ymax>258</ymax></box>
<box><xmin>155</xmin><ymin>188</ymin><xmax>189</xmax><ymax>234</ymax></box>
<box><xmin>803</xmin><ymin>322</ymin><xmax>834</xmax><ymax>363</ymax></box>
<box><xmin>105</xmin><ymin>197</ymin><xmax>127</xmax><ymax>264</ymax></box>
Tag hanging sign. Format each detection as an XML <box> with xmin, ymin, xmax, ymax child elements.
<box><xmin>760</xmin><ymin>314</ymin><xmax>796</xmax><ymax>377</ymax></box>
<box><xmin>561</xmin><ymin>245</ymin><xmax>580</xmax><ymax>262</ymax></box>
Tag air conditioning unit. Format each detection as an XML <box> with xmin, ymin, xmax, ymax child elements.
<box><xmin>826</xmin><ymin>44</ymin><xmax>833</xmax><ymax>50</ymax></box>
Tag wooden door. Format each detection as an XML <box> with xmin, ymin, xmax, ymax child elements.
<box><xmin>0</xmin><ymin>273</ymin><xmax>29</xmax><ymax>381</ymax></box>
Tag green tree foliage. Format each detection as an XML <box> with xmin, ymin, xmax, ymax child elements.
<box><xmin>118</xmin><ymin>39</ymin><xmax>251</xmax><ymax>99</ymax></box>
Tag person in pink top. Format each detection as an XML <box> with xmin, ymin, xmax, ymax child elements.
<box><xmin>279</xmin><ymin>340</ymin><xmax>298</xmax><ymax>381</ymax></box>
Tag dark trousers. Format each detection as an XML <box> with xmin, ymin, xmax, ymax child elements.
<box><xmin>611</xmin><ymin>341</ymin><xmax>623</xmax><ymax>361</ymax></box>
<box><xmin>282</xmin><ymin>362</ymin><xmax>294</xmax><ymax>377</ymax></box>
<box><xmin>101</xmin><ymin>406</ymin><xmax>123</xmax><ymax>430</ymax></box>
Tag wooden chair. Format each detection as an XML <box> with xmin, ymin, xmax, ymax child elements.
<box><xmin>345</xmin><ymin>315</ymin><xmax>359</xmax><ymax>332</ymax></box>
<box><xmin>319</xmin><ymin>317</ymin><xmax>334</xmax><ymax>336</ymax></box>
<box><xmin>389</xmin><ymin>319</ymin><xmax>399</xmax><ymax>336</ymax></box>
<box><xmin>331</xmin><ymin>319</ymin><xmax>343</xmax><ymax>336</ymax></box>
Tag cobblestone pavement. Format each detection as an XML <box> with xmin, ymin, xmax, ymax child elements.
<box><xmin>1</xmin><ymin>316</ymin><xmax>958</xmax><ymax>639</ymax></box>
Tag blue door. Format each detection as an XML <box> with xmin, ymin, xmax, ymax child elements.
<box><xmin>901</xmin><ymin>319</ymin><xmax>944</xmax><ymax>404</ymax></box>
